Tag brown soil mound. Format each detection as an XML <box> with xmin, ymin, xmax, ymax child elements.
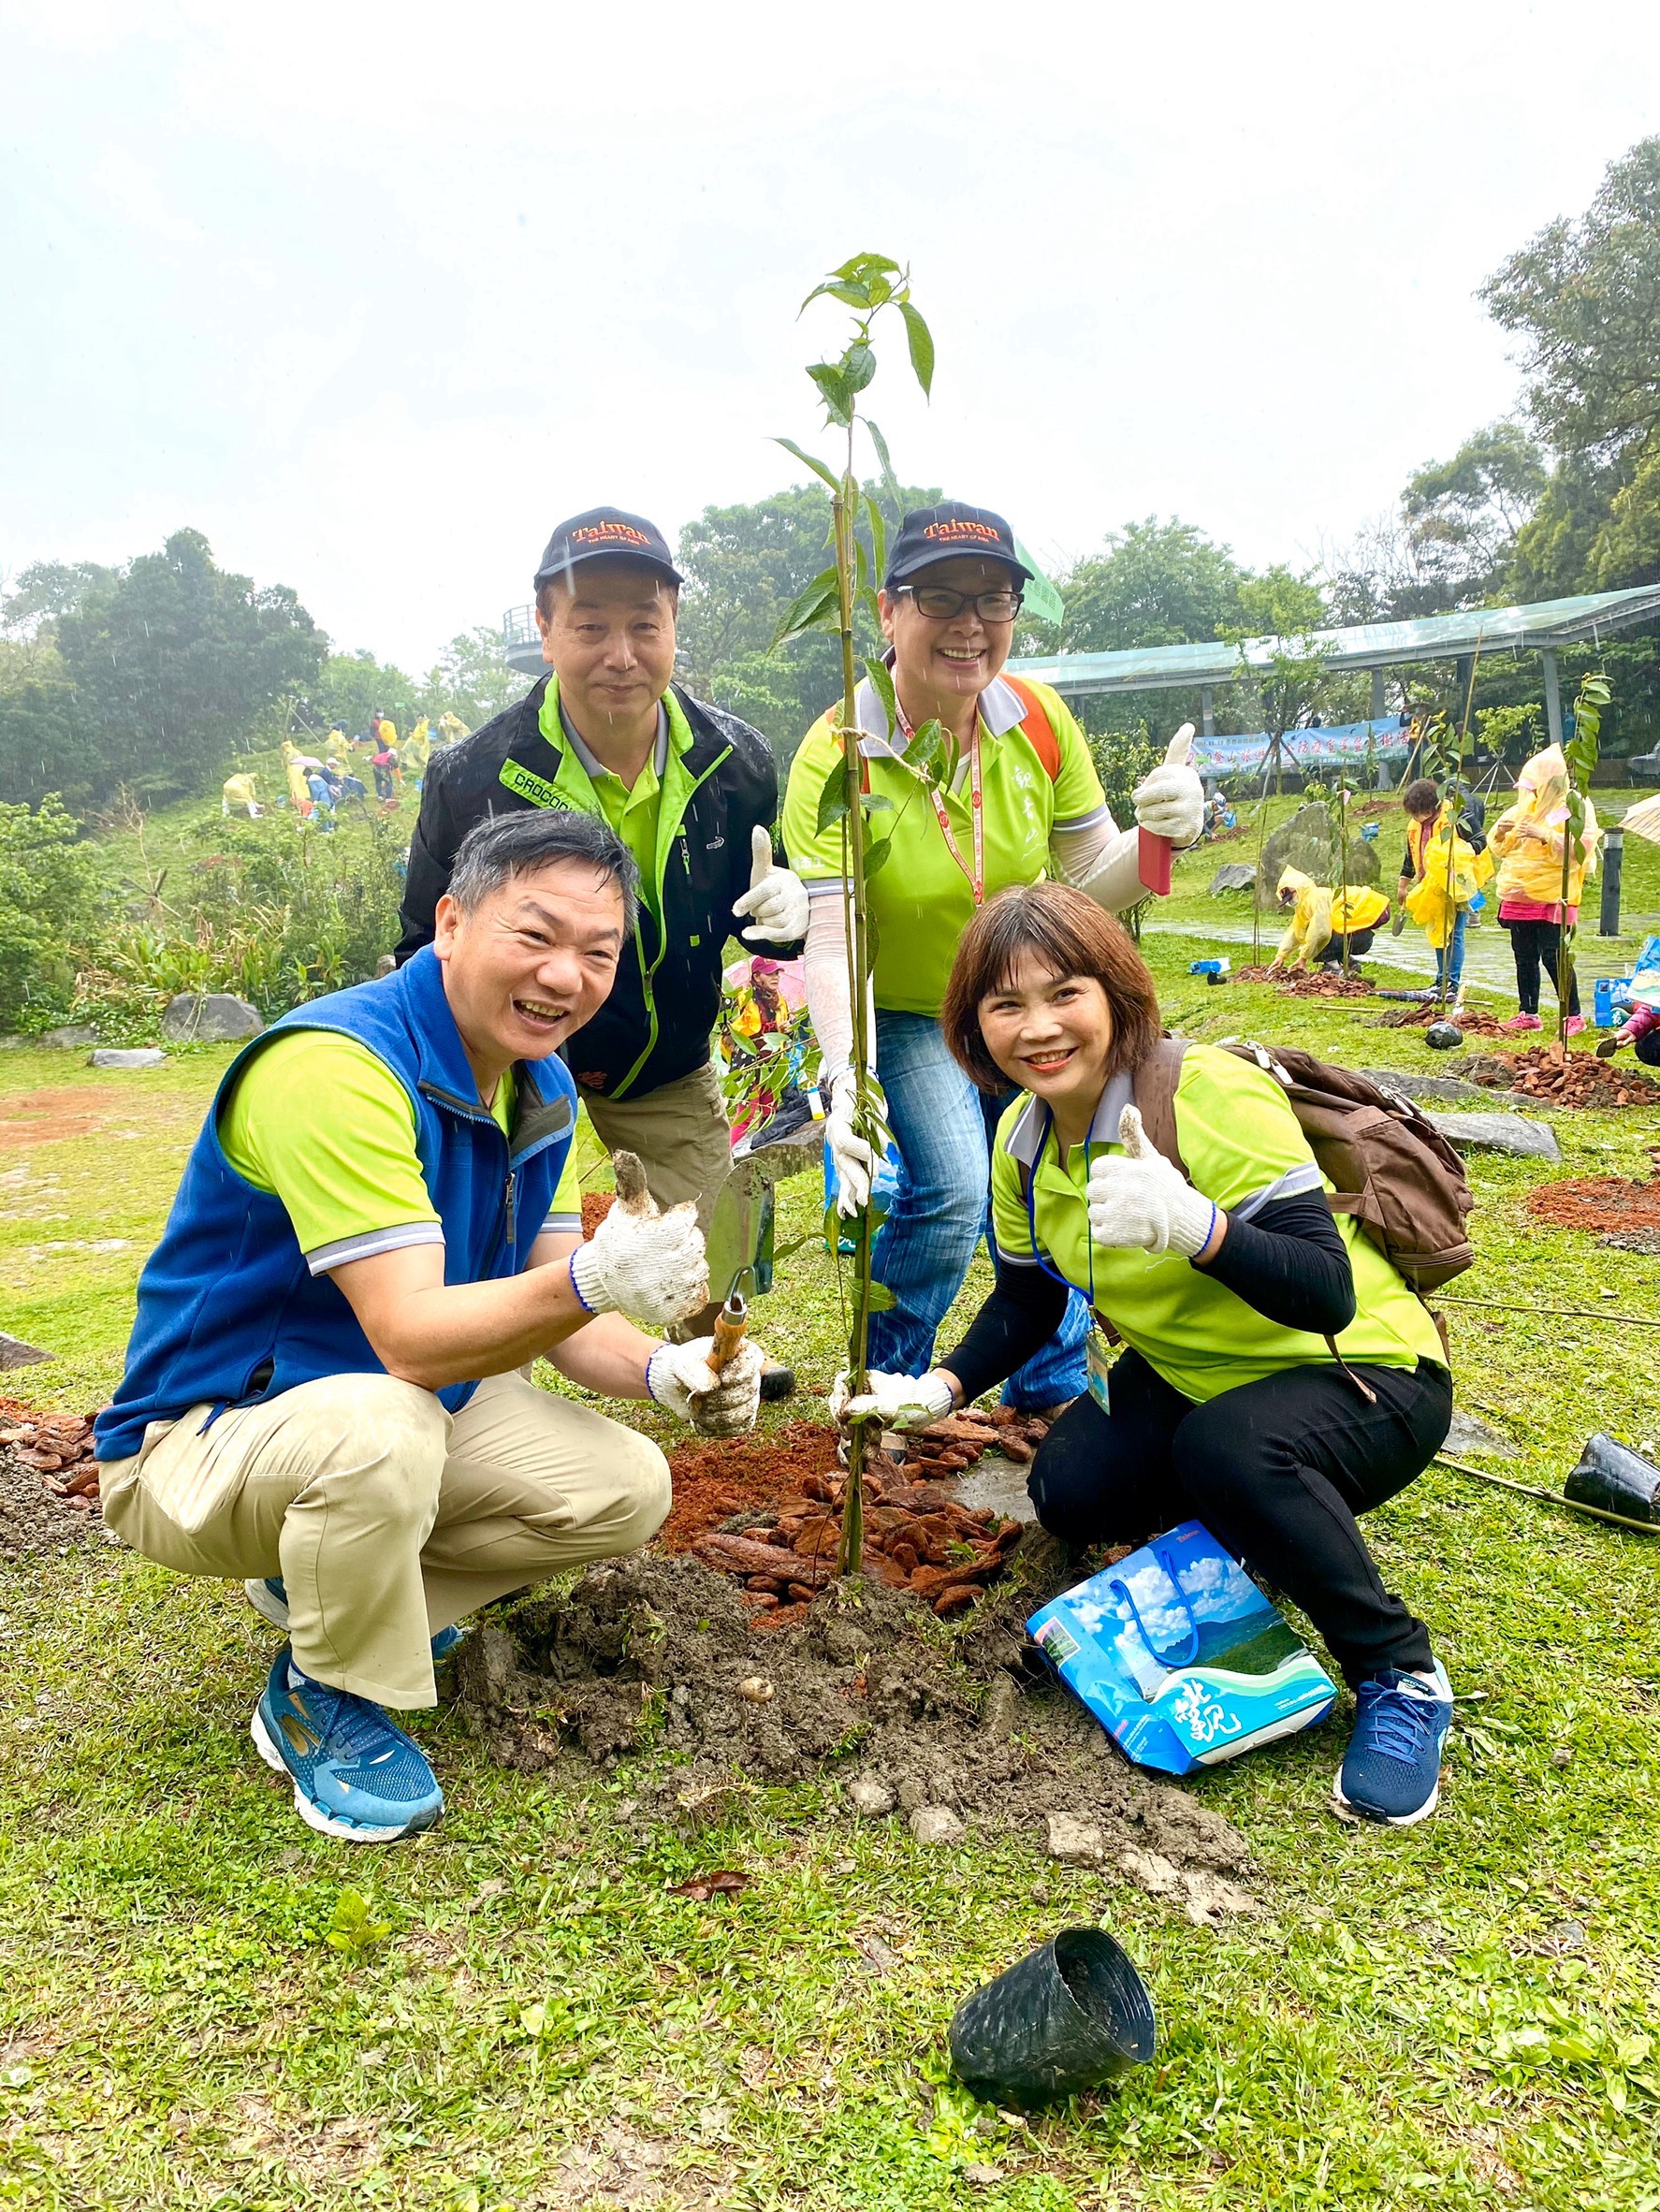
<box><xmin>1463</xmin><ymin>1048</ymin><xmax>1660</xmax><ymax>1109</ymax></box>
<box><xmin>1</xmin><ymin>1397</ymin><xmax>102</xmax><ymax>1561</ymax></box>
<box><xmin>1232</xmin><ymin>965</ymin><xmax>1375</xmax><ymax>997</ymax></box>
<box><xmin>1527</xmin><ymin>1176</ymin><xmax>1660</xmax><ymax>1235</ymax></box>
<box><xmin>454</xmin><ymin>1548</ymin><xmax>1257</xmax><ymax>1915</ymax></box>
<box><xmin>1376</xmin><ymin>1004</ymin><xmax>1507</xmax><ymax>1036</ymax></box>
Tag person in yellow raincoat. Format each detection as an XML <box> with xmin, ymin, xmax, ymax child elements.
<box><xmin>400</xmin><ymin>718</ymin><xmax>431</xmax><ymax>786</ymax></box>
<box><xmin>1269</xmin><ymin>865</ymin><xmax>1391</xmax><ymax>971</ymax></box>
<box><xmin>222</xmin><ymin>773</ymin><xmax>260</xmax><ymax>818</ymax></box>
<box><xmin>280</xmin><ymin>740</ymin><xmax>315</xmax><ymax>817</ymax></box>
<box><xmin>1488</xmin><ymin>744</ymin><xmax>1600</xmax><ymax>1034</ymax></box>
<box><xmin>436</xmin><ymin>712</ymin><xmax>469</xmax><ymax>748</ymax></box>
<box><xmin>1397</xmin><ymin>779</ymin><xmax>1493</xmax><ymax>999</ymax></box>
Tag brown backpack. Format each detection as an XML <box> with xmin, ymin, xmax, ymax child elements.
<box><xmin>1132</xmin><ymin>1037</ymin><xmax>1475</xmax><ymax>1293</ymax></box>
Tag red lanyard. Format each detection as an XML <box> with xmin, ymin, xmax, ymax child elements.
<box><xmin>895</xmin><ymin>689</ymin><xmax>985</xmax><ymax>907</ymax></box>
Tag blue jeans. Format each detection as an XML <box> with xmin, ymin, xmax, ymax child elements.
<box><xmin>866</xmin><ymin>1011</ymin><xmax>1090</xmax><ymax>1408</ymax></box>
<box><xmin>1435</xmin><ymin>909</ymin><xmax>1467</xmax><ymax>995</ymax></box>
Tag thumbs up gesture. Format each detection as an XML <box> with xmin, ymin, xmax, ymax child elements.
<box><xmin>732</xmin><ymin>824</ymin><xmax>810</xmax><ymax>944</ymax></box>
<box><xmin>1084</xmin><ymin>1103</ymin><xmax>1220</xmax><ymax>1259</ymax></box>
<box><xmin>568</xmin><ymin>1149</ymin><xmax>709</xmax><ymax>1328</ymax></box>
<box><xmin>1131</xmin><ymin>722</ymin><xmax>1205</xmax><ymax>845</ymax></box>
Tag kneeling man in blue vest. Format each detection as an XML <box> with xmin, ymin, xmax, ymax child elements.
<box><xmin>94</xmin><ymin>811</ymin><xmax>765</xmax><ymax>1843</ymax></box>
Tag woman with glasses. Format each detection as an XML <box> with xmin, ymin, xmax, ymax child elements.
<box><xmin>781</xmin><ymin>502</ymin><xmax>1202</xmax><ymax>1415</ymax></box>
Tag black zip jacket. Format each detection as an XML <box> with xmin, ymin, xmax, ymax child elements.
<box><xmin>396</xmin><ymin>676</ymin><xmax>784</xmax><ymax>1101</ymax></box>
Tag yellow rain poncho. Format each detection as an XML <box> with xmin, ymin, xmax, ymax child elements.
<box><xmin>1489</xmin><ymin>745</ymin><xmax>1600</xmax><ymax>912</ymax></box>
<box><xmin>1272</xmin><ymin>866</ymin><xmax>1391</xmax><ymax>968</ymax></box>
<box><xmin>400</xmin><ymin>718</ymin><xmax>431</xmax><ymax>779</ymax></box>
<box><xmin>1403</xmin><ymin>806</ymin><xmax>1493</xmax><ymax>950</ymax></box>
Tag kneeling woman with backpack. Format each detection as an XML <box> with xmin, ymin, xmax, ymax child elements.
<box><xmin>838</xmin><ymin>880</ymin><xmax>1458</xmax><ymax>1826</ymax></box>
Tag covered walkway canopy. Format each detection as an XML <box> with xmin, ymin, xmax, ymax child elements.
<box><xmin>1008</xmin><ymin>584</ymin><xmax>1660</xmax><ymax>756</ymax></box>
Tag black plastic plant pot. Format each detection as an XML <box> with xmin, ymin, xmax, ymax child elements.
<box><xmin>1565</xmin><ymin>1433</ymin><xmax>1660</xmax><ymax>1523</ymax></box>
<box><xmin>948</xmin><ymin>1927</ymin><xmax>1156</xmax><ymax>2109</ymax></box>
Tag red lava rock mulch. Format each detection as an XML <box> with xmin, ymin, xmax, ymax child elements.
<box><xmin>0</xmin><ymin>1397</ymin><xmax>100</xmax><ymax>1504</ymax></box>
<box><xmin>682</xmin><ymin>1405</ymin><xmax>1051</xmax><ymax>1624</ymax></box>
<box><xmin>1527</xmin><ymin>1174</ymin><xmax>1660</xmax><ymax>1235</ymax></box>
<box><xmin>1463</xmin><ymin>1048</ymin><xmax>1660</xmax><ymax>1110</ymax></box>
<box><xmin>579</xmin><ymin>1189</ymin><xmax>615</xmax><ymax>1239</ymax></box>
<box><xmin>1230</xmin><ymin>965</ymin><xmax>1376</xmax><ymax>997</ymax></box>
<box><xmin>1376</xmin><ymin>1003</ymin><xmax>1508</xmax><ymax>1036</ymax></box>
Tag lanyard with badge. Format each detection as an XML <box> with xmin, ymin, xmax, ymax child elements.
<box><xmin>1021</xmin><ymin>1102</ymin><xmax>1116</xmax><ymax>1417</ymax></box>
<box><xmin>895</xmin><ymin>689</ymin><xmax>985</xmax><ymax>908</ymax></box>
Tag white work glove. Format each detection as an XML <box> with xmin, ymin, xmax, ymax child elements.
<box><xmin>647</xmin><ymin>1335</ymin><xmax>765</xmax><ymax>1437</ymax></box>
<box><xmin>732</xmin><ymin>825</ymin><xmax>810</xmax><ymax>943</ymax></box>
<box><xmin>1085</xmin><ymin>1104</ymin><xmax>1217</xmax><ymax>1259</ymax></box>
<box><xmin>823</xmin><ymin>1068</ymin><xmax>878</xmax><ymax>1217</ymax></box>
<box><xmin>1131</xmin><ymin>724</ymin><xmax>1204</xmax><ymax>846</ymax></box>
<box><xmin>829</xmin><ymin>1368</ymin><xmax>954</xmax><ymax>1432</ymax></box>
<box><xmin>569</xmin><ymin>1160</ymin><xmax>708</xmax><ymax>1328</ymax></box>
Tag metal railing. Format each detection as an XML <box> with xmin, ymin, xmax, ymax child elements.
<box><xmin>503</xmin><ymin>604</ymin><xmax>538</xmax><ymax>650</ymax></box>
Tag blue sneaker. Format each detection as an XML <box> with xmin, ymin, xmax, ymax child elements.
<box><xmin>244</xmin><ymin>1578</ymin><xmax>466</xmax><ymax>1662</ymax></box>
<box><xmin>1333</xmin><ymin>1661</ymin><xmax>1454</xmax><ymax>1826</ymax></box>
<box><xmin>251</xmin><ymin>1648</ymin><xmax>444</xmax><ymax>1842</ymax></box>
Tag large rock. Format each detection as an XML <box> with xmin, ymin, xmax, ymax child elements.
<box><xmin>1423</xmin><ymin>1111</ymin><xmax>1561</xmax><ymax>1161</ymax></box>
<box><xmin>89</xmin><ymin>1048</ymin><xmax>167</xmax><ymax>1070</ymax></box>
<box><xmin>0</xmin><ymin>1332</ymin><xmax>54</xmax><ymax>1371</ymax></box>
<box><xmin>39</xmin><ymin>1025</ymin><xmax>99</xmax><ymax>1049</ymax></box>
<box><xmin>1256</xmin><ymin>801</ymin><xmax>1381</xmax><ymax>904</ymax></box>
<box><xmin>1209</xmin><ymin>862</ymin><xmax>1257</xmax><ymax>895</ymax></box>
<box><xmin>161</xmin><ymin>993</ymin><xmax>264</xmax><ymax>1043</ymax></box>
<box><xmin>1360</xmin><ymin>1068</ymin><xmax>1536</xmax><ymax>1113</ymax></box>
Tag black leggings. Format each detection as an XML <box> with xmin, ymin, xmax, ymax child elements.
<box><xmin>1027</xmin><ymin>1351</ymin><xmax>1452</xmax><ymax>1684</ymax></box>
<box><xmin>1507</xmin><ymin>917</ymin><xmax>1580</xmax><ymax>1016</ymax></box>
<box><xmin>1319</xmin><ymin>928</ymin><xmax>1377</xmax><ymax>964</ymax></box>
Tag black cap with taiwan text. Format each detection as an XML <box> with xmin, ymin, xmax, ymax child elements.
<box><xmin>884</xmin><ymin>501</ymin><xmax>1033</xmax><ymax>589</ymax></box>
<box><xmin>534</xmin><ymin>507</ymin><xmax>683</xmax><ymax>589</ymax></box>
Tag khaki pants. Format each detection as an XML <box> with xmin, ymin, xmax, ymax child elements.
<box><xmin>99</xmin><ymin>1372</ymin><xmax>669</xmax><ymax>1710</ymax></box>
<box><xmin>580</xmin><ymin>1058</ymin><xmax>733</xmax><ymax>1333</ymax></box>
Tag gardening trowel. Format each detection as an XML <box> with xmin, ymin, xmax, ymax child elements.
<box><xmin>702</xmin><ymin>1154</ymin><xmax>767</xmax><ymax>1375</ymax></box>
<box><xmin>1138</xmin><ymin>723</ymin><xmax>1196</xmax><ymax>895</ymax></box>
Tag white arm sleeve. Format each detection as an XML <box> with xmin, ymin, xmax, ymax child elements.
<box><xmin>1049</xmin><ymin>811</ymin><xmax>1146</xmax><ymax>915</ymax></box>
<box><xmin>803</xmin><ymin>887</ymin><xmax>874</xmax><ymax>1088</ymax></box>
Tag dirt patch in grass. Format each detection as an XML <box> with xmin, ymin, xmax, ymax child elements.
<box><xmin>1376</xmin><ymin>1003</ymin><xmax>1508</xmax><ymax>1036</ymax></box>
<box><xmin>456</xmin><ymin>1545</ymin><xmax>1258</xmax><ymax>1919</ymax></box>
<box><xmin>0</xmin><ymin>1089</ymin><xmax>113</xmax><ymax>1152</ymax></box>
<box><xmin>1463</xmin><ymin>1048</ymin><xmax>1660</xmax><ymax>1109</ymax></box>
<box><xmin>1527</xmin><ymin>1175</ymin><xmax>1660</xmax><ymax>1236</ymax></box>
<box><xmin>1231</xmin><ymin>966</ymin><xmax>1376</xmax><ymax>997</ymax></box>
<box><xmin>658</xmin><ymin>1419</ymin><xmax>837</xmax><ymax>1555</ymax></box>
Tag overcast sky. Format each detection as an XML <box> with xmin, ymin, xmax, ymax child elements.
<box><xmin>5</xmin><ymin>0</ymin><xmax>1659</xmax><ymax>674</ymax></box>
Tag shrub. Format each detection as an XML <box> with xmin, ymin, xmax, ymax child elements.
<box><xmin>0</xmin><ymin>797</ymin><xmax>103</xmax><ymax>1031</ymax></box>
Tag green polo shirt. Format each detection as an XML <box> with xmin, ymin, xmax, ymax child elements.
<box><xmin>989</xmin><ymin>1045</ymin><xmax>1446</xmax><ymax>1403</ymax></box>
<box><xmin>219</xmin><ymin>1032</ymin><xmax>582</xmax><ymax>1271</ymax></box>
<box><xmin>521</xmin><ymin>678</ymin><xmax>697</xmax><ymax>924</ymax></box>
<box><xmin>781</xmin><ymin>675</ymin><xmax>1106</xmax><ymax>1018</ymax></box>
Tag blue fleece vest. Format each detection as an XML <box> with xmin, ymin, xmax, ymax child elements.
<box><xmin>95</xmin><ymin>948</ymin><xmax>576</xmax><ymax>1465</ymax></box>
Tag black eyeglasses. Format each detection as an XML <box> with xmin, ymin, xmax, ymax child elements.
<box><xmin>896</xmin><ymin>586</ymin><xmax>1024</xmax><ymax>621</ymax></box>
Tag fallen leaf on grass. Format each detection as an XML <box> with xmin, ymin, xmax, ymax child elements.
<box><xmin>667</xmin><ymin>1870</ymin><xmax>751</xmax><ymax>1901</ymax></box>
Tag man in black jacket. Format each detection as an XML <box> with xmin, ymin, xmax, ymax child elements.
<box><xmin>398</xmin><ymin>509</ymin><xmax>808</xmax><ymax>1376</ymax></box>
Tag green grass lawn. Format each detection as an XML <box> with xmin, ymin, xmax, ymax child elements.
<box><xmin>3</xmin><ymin>866</ymin><xmax>1660</xmax><ymax>2208</ymax></box>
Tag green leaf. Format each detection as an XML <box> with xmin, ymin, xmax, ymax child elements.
<box><xmin>858</xmin><ymin>585</ymin><xmax>883</xmax><ymax>639</ymax></box>
<box><xmin>772</xmin><ymin>566</ymin><xmax>840</xmax><ymax>648</ymax></box>
<box><xmin>843</xmin><ymin>341</ymin><xmax>876</xmax><ymax>394</ymax></box>
<box><xmin>862</xmin><ymin>834</ymin><xmax>894</xmax><ymax>881</ymax></box>
<box><xmin>866</xmin><ymin>1281</ymin><xmax>896</xmax><ymax>1312</ymax></box>
<box><xmin>899</xmin><ymin>302</ymin><xmax>935</xmax><ymax>397</ymax></box>
<box><xmin>859</xmin><ymin>791</ymin><xmax>893</xmax><ymax>812</ymax></box>
<box><xmin>903</xmin><ymin>716</ymin><xmax>948</xmax><ymax>783</ymax></box>
<box><xmin>808</xmin><ymin>362</ymin><xmax>853</xmax><ymax>426</ymax></box>
<box><xmin>863</xmin><ymin>654</ymin><xmax>897</xmax><ymax>737</ymax></box>
<box><xmin>772</xmin><ymin>437</ymin><xmax>841</xmax><ymax>494</ymax></box>
<box><xmin>815</xmin><ymin>760</ymin><xmax>851</xmax><ymax>835</ymax></box>
<box><xmin>833</xmin><ymin>252</ymin><xmax>901</xmax><ymax>283</ymax></box>
<box><xmin>865</xmin><ymin>417</ymin><xmax>905</xmax><ymax>520</ymax></box>
<box><xmin>799</xmin><ymin>279</ymin><xmax>870</xmax><ymax>314</ymax></box>
<box><xmin>866</xmin><ymin>500</ymin><xmax>887</xmax><ymax>592</ymax></box>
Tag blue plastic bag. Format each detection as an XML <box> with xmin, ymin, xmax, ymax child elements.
<box><xmin>1027</xmin><ymin>1521</ymin><xmax>1337</xmax><ymax>1775</ymax></box>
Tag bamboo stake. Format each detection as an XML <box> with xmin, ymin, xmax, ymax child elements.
<box><xmin>1439</xmin><ymin>1293</ymin><xmax>1660</xmax><ymax>1331</ymax></box>
<box><xmin>1435</xmin><ymin>1452</ymin><xmax>1659</xmax><ymax>1536</ymax></box>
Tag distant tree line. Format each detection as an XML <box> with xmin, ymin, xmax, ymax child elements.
<box><xmin>0</xmin><ymin>531</ymin><xmax>521</xmax><ymax>815</ymax></box>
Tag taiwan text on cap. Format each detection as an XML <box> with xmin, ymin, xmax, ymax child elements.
<box><xmin>884</xmin><ymin>502</ymin><xmax>1032</xmax><ymax>589</ymax></box>
<box><xmin>534</xmin><ymin>507</ymin><xmax>683</xmax><ymax>589</ymax></box>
